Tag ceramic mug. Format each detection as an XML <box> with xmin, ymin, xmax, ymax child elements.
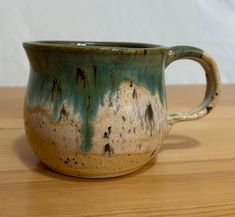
<box><xmin>23</xmin><ymin>41</ymin><xmax>220</xmax><ymax>178</ymax></box>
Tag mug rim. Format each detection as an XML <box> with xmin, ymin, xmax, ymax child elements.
<box><xmin>23</xmin><ymin>41</ymin><xmax>166</xmax><ymax>54</ymax></box>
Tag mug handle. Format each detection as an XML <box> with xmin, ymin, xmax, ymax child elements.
<box><xmin>165</xmin><ymin>46</ymin><xmax>221</xmax><ymax>126</ymax></box>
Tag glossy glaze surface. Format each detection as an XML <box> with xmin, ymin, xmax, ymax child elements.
<box><xmin>23</xmin><ymin>41</ymin><xmax>220</xmax><ymax>177</ymax></box>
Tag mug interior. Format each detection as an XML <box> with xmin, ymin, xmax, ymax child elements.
<box><xmin>23</xmin><ymin>41</ymin><xmax>163</xmax><ymax>50</ymax></box>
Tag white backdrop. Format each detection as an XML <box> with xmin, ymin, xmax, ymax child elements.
<box><xmin>0</xmin><ymin>0</ymin><xmax>235</xmax><ymax>86</ymax></box>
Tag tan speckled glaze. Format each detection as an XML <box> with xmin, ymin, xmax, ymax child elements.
<box><xmin>24</xmin><ymin>81</ymin><xmax>165</xmax><ymax>177</ymax></box>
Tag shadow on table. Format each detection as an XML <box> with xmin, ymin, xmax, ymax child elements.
<box><xmin>159</xmin><ymin>134</ymin><xmax>200</xmax><ymax>153</ymax></box>
<box><xmin>13</xmin><ymin>133</ymin><xmax>199</xmax><ymax>182</ymax></box>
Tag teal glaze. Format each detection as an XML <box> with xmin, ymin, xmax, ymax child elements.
<box><xmin>23</xmin><ymin>42</ymin><xmax>167</xmax><ymax>152</ymax></box>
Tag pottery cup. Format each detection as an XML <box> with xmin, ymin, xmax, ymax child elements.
<box><xmin>23</xmin><ymin>41</ymin><xmax>220</xmax><ymax>178</ymax></box>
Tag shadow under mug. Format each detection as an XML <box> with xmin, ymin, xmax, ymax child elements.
<box><xmin>23</xmin><ymin>41</ymin><xmax>220</xmax><ymax>178</ymax></box>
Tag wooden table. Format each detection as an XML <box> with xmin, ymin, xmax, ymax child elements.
<box><xmin>0</xmin><ymin>85</ymin><xmax>234</xmax><ymax>217</ymax></box>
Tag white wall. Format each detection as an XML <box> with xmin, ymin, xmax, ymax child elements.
<box><xmin>0</xmin><ymin>0</ymin><xmax>235</xmax><ymax>86</ymax></box>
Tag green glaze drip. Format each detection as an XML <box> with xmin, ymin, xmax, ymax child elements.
<box><xmin>25</xmin><ymin>49</ymin><xmax>166</xmax><ymax>152</ymax></box>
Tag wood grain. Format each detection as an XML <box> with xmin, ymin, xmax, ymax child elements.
<box><xmin>0</xmin><ymin>85</ymin><xmax>234</xmax><ymax>217</ymax></box>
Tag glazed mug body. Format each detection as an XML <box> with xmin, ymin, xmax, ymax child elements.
<box><xmin>23</xmin><ymin>41</ymin><xmax>220</xmax><ymax>178</ymax></box>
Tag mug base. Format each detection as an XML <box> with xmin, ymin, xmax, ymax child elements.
<box><xmin>44</xmin><ymin>161</ymin><xmax>151</xmax><ymax>178</ymax></box>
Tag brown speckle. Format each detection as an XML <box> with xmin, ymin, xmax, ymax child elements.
<box><xmin>93</xmin><ymin>65</ymin><xmax>97</xmax><ymax>81</ymax></box>
<box><xmin>59</xmin><ymin>105</ymin><xmax>69</xmax><ymax>121</ymax></box>
<box><xmin>103</xmin><ymin>143</ymin><xmax>114</xmax><ymax>156</ymax></box>
<box><xmin>103</xmin><ymin>132</ymin><xmax>109</xmax><ymax>138</ymax></box>
<box><xmin>122</xmin><ymin>116</ymin><xmax>126</xmax><ymax>122</ymax></box>
<box><xmin>108</xmin><ymin>126</ymin><xmax>112</xmax><ymax>135</ymax></box>
<box><xmin>151</xmin><ymin>150</ymin><xmax>156</xmax><ymax>157</ymax></box>
<box><xmin>130</xmin><ymin>81</ymin><xmax>133</xmax><ymax>87</ymax></box>
<box><xmin>76</xmin><ymin>67</ymin><xmax>86</xmax><ymax>88</ymax></box>
<box><xmin>74</xmin><ymin>161</ymin><xmax>78</xmax><ymax>164</ymax></box>
<box><xmin>207</xmin><ymin>106</ymin><xmax>213</xmax><ymax>113</ymax></box>
<box><xmin>51</xmin><ymin>79</ymin><xmax>62</xmax><ymax>100</ymax></box>
<box><xmin>132</xmin><ymin>89</ymin><xmax>137</xmax><ymax>99</ymax></box>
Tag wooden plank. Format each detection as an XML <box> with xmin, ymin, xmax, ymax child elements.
<box><xmin>0</xmin><ymin>85</ymin><xmax>234</xmax><ymax>217</ymax></box>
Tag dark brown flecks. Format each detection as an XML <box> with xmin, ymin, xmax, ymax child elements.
<box><xmin>108</xmin><ymin>94</ymin><xmax>113</xmax><ymax>107</ymax></box>
<box><xmin>207</xmin><ymin>106</ymin><xmax>213</xmax><ymax>113</ymax></box>
<box><xmin>145</xmin><ymin>104</ymin><xmax>154</xmax><ymax>122</ymax></box>
<box><xmin>144</xmin><ymin>49</ymin><xmax>147</xmax><ymax>55</ymax></box>
<box><xmin>93</xmin><ymin>65</ymin><xmax>97</xmax><ymax>82</ymax></box>
<box><xmin>205</xmin><ymin>73</ymin><xmax>209</xmax><ymax>78</ymax></box>
<box><xmin>103</xmin><ymin>143</ymin><xmax>114</xmax><ymax>157</ymax></box>
<box><xmin>132</xmin><ymin>89</ymin><xmax>137</xmax><ymax>99</ymax></box>
<box><xmin>76</xmin><ymin>67</ymin><xmax>85</xmax><ymax>80</ymax></box>
<box><xmin>122</xmin><ymin>116</ymin><xmax>126</xmax><ymax>122</ymax></box>
<box><xmin>128</xmin><ymin>154</ymin><xmax>130</xmax><ymax>156</ymax></box>
<box><xmin>133</xmin><ymin>127</ymin><xmax>136</xmax><ymax>133</ymax></box>
<box><xmin>145</xmin><ymin>104</ymin><xmax>154</xmax><ymax>135</ymax></box>
<box><xmin>64</xmin><ymin>160</ymin><xmax>68</xmax><ymax>164</ymax></box>
<box><xmin>130</xmin><ymin>81</ymin><xmax>133</xmax><ymax>87</ymax></box>
<box><xmin>120</xmin><ymin>133</ymin><xmax>122</xmax><ymax>138</ymax></box>
<box><xmin>215</xmin><ymin>92</ymin><xmax>219</xmax><ymax>96</ymax></box>
<box><xmin>74</xmin><ymin>161</ymin><xmax>78</xmax><ymax>164</ymax></box>
<box><xmin>122</xmin><ymin>126</ymin><xmax>125</xmax><ymax>130</ymax></box>
<box><xmin>151</xmin><ymin>150</ymin><xmax>156</xmax><ymax>157</ymax></box>
<box><xmin>81</xmin><ymin>162</ymin><xmax>85</xmax><ymax>166</ymax></box>
<box><xmin>51</xmin><ymin>79</ymin><xmax>62</xmax><ymax>100</ymax></box>
<box><xmin>59</xmin><ymin>104</ymin><xmax>69</xmax><ymax>121</ymax></box>
<box><xmin>108</xmin><ymin>126</ymin><xmax>112</xmax><ymax>135</ymax></box>
<box><xmin>128</xmin><ymin>129</ymin><xmax>131</xmax><ymax>134</ymax></box>
<box><xmin>63</xmin><ymin>137</ymin><xmax>66</xmax><ymax>141</ymax></box>
<box><xmin>87</xmin><ymin>95</ymin><xmax>91</xmax><ymax>112</ymax></box>
<box><xmin>103</xmin><ymin>132</ymin><xmax>109</xmax><ymax>138</ymax></box>
<box><xmin>76</xmin><ymin>67</ymin><xmax>86</xmax><ymax>88</ymax></box>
